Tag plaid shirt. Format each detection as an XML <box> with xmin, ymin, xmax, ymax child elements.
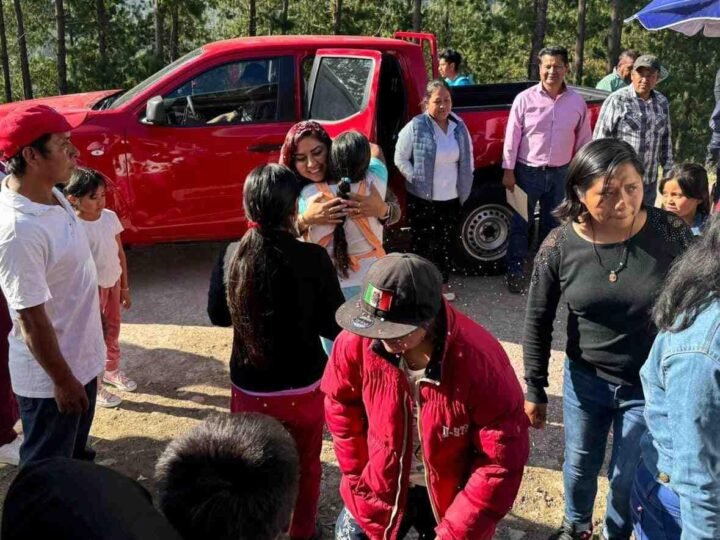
<box><xmin>593</xmin><ymin>85</ymin><xmax>673</xmax><ymax>185</ymax></box>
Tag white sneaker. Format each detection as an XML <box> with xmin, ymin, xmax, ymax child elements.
<box><xmin>0</xmin><ymin>435</ymin><xmax>22</xmax><ymax>466</ymax></box>
<box><xmin>103</xmin><ymin>369</ymin><xmax>137</xmax><ymax>392</ymax></box>
<box><xmin>97</xmin><ymin>386</ymin><xmax>122</xmax><ymax>408</ymax></box>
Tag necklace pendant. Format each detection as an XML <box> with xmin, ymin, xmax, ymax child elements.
<box><xmin>609</xmin><ymin>271</ymin><xmax>618</xmax><ymax>283</ymax></box>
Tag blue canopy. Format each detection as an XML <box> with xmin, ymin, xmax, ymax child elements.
<box><xmin>625</xmin><ymin>0</ymin><xmax>720</xmax><ymax>36</ymax></box>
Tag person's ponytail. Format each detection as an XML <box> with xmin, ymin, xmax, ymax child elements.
<box><xmin>329</xmin><ymin>131</ymin><xmax>371</xmax><ymax>279</ymax></box>
<box><xmin>227</xmin><ymin>164</ymin><xmax>300</xmax><ymax>368</ymax></box>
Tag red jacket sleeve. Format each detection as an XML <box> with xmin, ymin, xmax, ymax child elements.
<box><xmin>321</xmin><ymin>332</ymin><xmax>369</xmax><ymax>482</ymax></box>
<box><xmin>435</xmin><ymin>346</ymin><xmax>530</xmax><ymax>540</ymax></box>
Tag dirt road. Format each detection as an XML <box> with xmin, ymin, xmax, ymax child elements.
<box><xmin>0</xmin><ymin>242</ymin><xmax>610</xmax><ymax>539</ymax></box>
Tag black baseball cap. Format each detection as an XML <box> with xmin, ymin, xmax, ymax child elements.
<box><xmin>336</xmin><ymin>253</ymin><xmax>442</xmax><ymax>339</ymax></box>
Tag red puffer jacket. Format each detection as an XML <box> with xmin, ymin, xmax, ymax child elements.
<box><xmin>322</xmin><ymin>302</ymin><xmax>529</xmax><ymax>540</ymax></box>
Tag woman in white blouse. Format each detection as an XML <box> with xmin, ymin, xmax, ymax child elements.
<box><xmin>394</xmin><ymin>79</ymin><xmax>474</xmax><ymax>301</ymax></box>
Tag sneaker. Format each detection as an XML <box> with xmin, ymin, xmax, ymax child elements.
<box><xmin>506</xmin><ymin>273</ymin><xmax>526</xmax><ymax>294</ymax></box>
<box><xmin>97</xmin><ymin>386</ymin><xmax>122</xmax><ymax>408</ymax></box>
<box><xmin>103</xmin><ymin>369</ymin><xmax>137</xmax><ymax>392</ymax></box>
<box><xmin>547</xmin><ymin>518</ymin><xmax>593</xmax><ymax>540</ymax></box>
<box><xmin>0</xmin><ymin>435</ymin><xmax>22</xmax><ymax>466</ymax></box>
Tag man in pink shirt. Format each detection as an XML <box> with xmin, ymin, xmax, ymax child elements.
<box><xmin>502</xmin><ymin>46</ymin><xmax>592</xmax><ymax>293</ymax></box>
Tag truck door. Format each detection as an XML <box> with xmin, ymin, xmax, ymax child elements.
<box><xmin>125</xmin><ymin>56</ymin><xmax>296</xmax><ymax>243</ymax></box>
<box><xmin>306</xmin><ymin>49</ymin><xmax>382</xmax><ymax>139</ymax></box>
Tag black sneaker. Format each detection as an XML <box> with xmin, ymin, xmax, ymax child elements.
<box><xmin>547</xmin><ymin>518</ymin><xmax>593</xmax><ymax>540</ymax></box>
<box><xmin>505</xmin><ymin>273</ymin><xmax>526</xmax><ymax>294</ymax></box>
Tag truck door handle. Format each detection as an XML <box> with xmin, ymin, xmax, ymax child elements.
<box><xmin>248</xmin><ymin>143</ymin><xmax>283</xmax><ymax>153</ymax></box>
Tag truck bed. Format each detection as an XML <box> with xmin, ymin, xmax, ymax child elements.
<box><xmin>451</xmin><ymin>81</ymin><xmax>609</xmax><ymax>111</ymax></box>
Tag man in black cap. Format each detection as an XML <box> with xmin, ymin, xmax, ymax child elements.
<box><xmin>594</xmin><ymin>54</ymin><xmax>674</xmax><ymax>206</ymax></box>
<box><xmin>322</xmin><ymin>253</ymin><xmax>529</xmax><ymax>540</ymax></box>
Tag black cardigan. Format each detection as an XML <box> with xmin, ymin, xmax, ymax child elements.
<box><xmin>207</xmin><ymin>232</ymin><xmax>345</xmax><ymax>392</ymax></box>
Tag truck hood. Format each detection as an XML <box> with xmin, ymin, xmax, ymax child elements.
<box><xmin>0</xmin><ymin>90</ymin><xmax>121</xmax><ymax>118</ymax></box>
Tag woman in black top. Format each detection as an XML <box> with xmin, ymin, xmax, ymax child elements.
<box><xmin>208</xmin><ymin>164</ymin><xmax>344</xmax><ymax>540</ymax></box>
<box><xmin>523</xmin><ymin>139</ymin><xmax>692</xmax><ymax>540</ymax></box>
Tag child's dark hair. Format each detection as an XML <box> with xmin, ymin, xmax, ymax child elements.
<box><xmin>63</xmin><ymin>167</ymin><xmax>106</xmax><ymax>199</ymax></box>
<box><xmin>660</xmin><ymin>163</ymin><xmax>711</xmax><ymax>217</ymax></box>
<box><xmin>329</xmin><ymin>130</ymin><xmax>371</xmax><ymax>278</ymax></box>
<box><xmin>155</xmin><ymin>413</ymin><xmax>299</xmax><ymax>540</ymax></box>
<box><xmin>227</xmin><ymin>164</ymin><xmax>300</xmax><ymax>366</ymax></box>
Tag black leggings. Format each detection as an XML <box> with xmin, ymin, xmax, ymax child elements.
<box><xmin>407</xmin><ymin>193</ymin><xmax>460</xmax><ymax>283</ymax></box>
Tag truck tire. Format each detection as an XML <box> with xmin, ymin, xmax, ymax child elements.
<box><xmin>454</xmin><ymin>186</ymin><xmax>513</xmax><ymax>275</ymax></box>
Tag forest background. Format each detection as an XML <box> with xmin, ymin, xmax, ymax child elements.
<box><xmin>1</xmin><ymin>0</ymin><xmax>716</xmax><ymax>161</ymax></box>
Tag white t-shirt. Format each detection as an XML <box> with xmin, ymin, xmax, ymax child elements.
<box><xmin>298</xmin><ymin>159</ymin><xmax>387</xmax><ymax>289</ymax></box>
<box><xmin>430</xmin><ymin>119</ymin><xmax>460</xmax><ymax>201</ymax></box>
<box><xmin>0</xmin><ymin>179</ymin><xmax>105</xmax><ymax>398</ymax></box>
<box><xmin>80</xmin><ymin>209</ymin><xmax>124</xmax><ymax>288</ymax></box>
<box><xmin>401</xmin><ymin>357</ymin><xmax>427</xmax><ymax>487</ymax></box>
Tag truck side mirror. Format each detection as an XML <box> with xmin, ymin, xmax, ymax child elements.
<box><xmin>145</xmin><ymin>96</ymin><xmax>168</xmax><ymax>125</ymax></box>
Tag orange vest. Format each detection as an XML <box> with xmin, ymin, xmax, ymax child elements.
<box><xmin>314</xmin><ymin>181</ymin><xmax>386</xmax><ymax>273</ymax></box>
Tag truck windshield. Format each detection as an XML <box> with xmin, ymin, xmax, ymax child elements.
<box><xmin>109</xmin><ymin>48</ymin><xmax>203</xmax><ymax>110</ymax></box>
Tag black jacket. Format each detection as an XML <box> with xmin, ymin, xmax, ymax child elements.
<box><xmin>207</xmin><ymin>232</ymin><xmax>344</xmax><ymax>392</ymax></box>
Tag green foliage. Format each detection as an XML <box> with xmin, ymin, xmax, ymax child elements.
<box><xmin>1</xmin><ymin>0</ymin><xmax>718</xmax><ymax>160</ymax></box>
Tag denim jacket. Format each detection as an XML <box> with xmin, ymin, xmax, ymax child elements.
<box><xmin>640</xmin><ymin>300</ymin><xmax>720</xmax><ymax>539</ymax></box>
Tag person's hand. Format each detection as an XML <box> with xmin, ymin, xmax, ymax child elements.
<box><xmin>524</xmin><ymin>401</ymin><xmax>547</xmax><ymax>429</ymax></box>
<box><xmin>54</xmin><ymin>375</ymin><xmax>89</xmax><ymax>414</ymax></box>
<box><xmin>502</xmin><ymin>169</ymin><xmax>516</xmax><ymax>193</ymax></box>
<box><xmin>345</xmin><ymin>183</ymin><xmax>388</xmax><ymax>220</ymax></box>
<box><xmin>302</xmin><ymin>192</ymin><xmax>347</xmax><ymax>227</ymax></box>
<box><xmin>120</xmin><ymin>289</ymin><xmax>132</xmax><ymax>309</ymax></box>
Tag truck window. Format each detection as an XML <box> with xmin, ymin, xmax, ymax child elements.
<box><xmin>309</xmin><ymin>57</ymin><xmax>373</xmax><ymax>121</ymax></box>
<box><xmin>111</xmin><ymin>48</ymin><xmax>203</xmax><ymax>110</ymax></box>
<box><xmin>159</xmin><ymin>56</ymin><xmax>295</xmax><ymax>126</ymax></box>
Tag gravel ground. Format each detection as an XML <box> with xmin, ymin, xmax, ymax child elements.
<box><xmin>0</xmin><ymin>242</ymin><xmax>612</xmax><ymax>539</ymax></box>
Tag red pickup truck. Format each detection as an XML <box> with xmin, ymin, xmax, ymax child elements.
<box><xmin>0</xmin><ymin>32</ymin><xmax>606</xmax><ymax>272</ymax></box>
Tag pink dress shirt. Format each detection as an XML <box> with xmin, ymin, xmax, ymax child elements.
<box><xmin>502</xmin><ymin>83</ymin><xmax>592</xmax><ymax>169</ymax></box>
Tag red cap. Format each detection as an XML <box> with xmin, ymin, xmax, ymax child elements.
<box><xmin>0</xmin><ymin>105</ymin><xmax>86</xmax><ymax>159</ymax></box>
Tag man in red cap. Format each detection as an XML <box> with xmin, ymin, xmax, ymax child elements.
<box><xmin>0</xmin><ymin>105</ymin><xmax>106</xmax><ymax>465</ymax></box>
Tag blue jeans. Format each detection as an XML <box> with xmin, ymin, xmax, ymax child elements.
<box><xmin>321</xmin><ymin>286</ymin><xmax>362</xmax><ymax>356</ymax></box>
<box><xmin>506</xmin><ymin>162</ymin><xmax>568</xmax><ymax>276</ymax></box>
<box><xmin>16</xmin><ymin>378</ymin><xmax>98</xmax><ymax>466</ymax></box>
<box><xmin>335</xmin><ymin>486</ymin><xmax>436</xmax><ymax>539</ymax></box>
<box><xmin>631</xmin><ymin>460</ymin><xmax>681</xmax><ymax>540</ymax></box>
<box><xmin>643</xmin><ymin>182</ymin><xmax>658</xmax><ymax>207</ymax></box>
<box><xmin>562</xmin><ymin>359</ymin><xmax>646</xmax><ymax>539</ymax></box>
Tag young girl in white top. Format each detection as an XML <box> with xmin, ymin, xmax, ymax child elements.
<box><xmin>65</xmin><ymin>168</ymin><xmax>135</xmax><ymax>408</ymax></box>
<box><xmin>298</xmin><ymin>131</ymin><xmax>387</xmax><ymax>299</ymax></box>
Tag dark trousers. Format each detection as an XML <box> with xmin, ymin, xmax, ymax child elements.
<box><xmin>631</xmin><ymin>460</ymin><xmax>682</xmax><ymax>540</ymax></box>
<box><xmin>506</xmin><ymin>162</ymin><xmax>568</xmax><ymax>276</ymax></box>
<box><xmin>643</xmin><ymin>182</ymin><xmax>658</xmax><ymax>207</ymax></box>
<box><xmin>16</xmin><ymin>378</ymin><xmax>98</xmax><ymax>466</ymax></box>
<box><xmin>407</xmin><ymin>193</ymin><xmax>460</xmax><ymax>283</ymax></box>
<box><xmin>335</xmin><ymin>486</ymin><xmax>437</xmax><ymax>539</ymax></box>
<box><xmin>0</xmin><ymin>292</ymin><xmax>18</xmax><ymax>446</ymax></box>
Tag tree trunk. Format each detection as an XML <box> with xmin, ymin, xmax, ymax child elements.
<box><xmin>412</xmin><ymin>0</ymin><xmax>421</xmax><ymax>31</ymax></box>
<box><xmin>12</xmin><ymin>0</ymin><xmax>31</xmax><ymax>99</ymax></box>
<box><xmin>575</xmin><ymin>0</ymin><xmax>586</xmax><ymax>85</ymax></box>
<box><xmin>170</xmin><ymin>3</ymin><xmax>179</xmax><ymax>61</ymax></box>
<box><xmin>527</xmin><ymin>0</ymin><xmax>549</xmax><ymax>80</ymax></box>
<box><xmin>332</xmin><ymin>0</ymin><xmax>342</xmax><ymax>35</ymax></box>
<box><xmin>280</xmin><ymin>0</ymin><xmax>289</xmax><ymax>34</ymax></box>
<box><xmin>96</xmin><ymin>0</ymin><xmax>108</xmax><ymax>84</ymax></box>
<box><xmin>248</xmin><ymin>0</ymin><xmax>256</xmax><ymax>36</ymax></box>
<box><xmin>55</xmin><ymin>0</ymin><xmax>68</xmax><ymax>95</ymax></box>
<box><xmin>0</xmin><ymin>0</ymin><xmax>11</xmax><ymax>102</ymax></box>
<box><xmin>154</xmin><ymin>0</ymin><xmax>164</xmax><ymax>61</ymax></box>
<box><xmin>608</xmin><ymin>0</ymin><xmax>622</xmax><ymax>72</ymax></box>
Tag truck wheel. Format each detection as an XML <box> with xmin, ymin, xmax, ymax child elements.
<box><xmin>454</xmin><ymin>197</ymin><xmax>513</xmax><ymax>275</ymax></box>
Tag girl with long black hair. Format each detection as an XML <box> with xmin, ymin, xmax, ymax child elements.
<box><xmin>631</xmin><ymin>213</ymin><xmax>720</xmax><ymax>539</ymax></box>
<box><xmin>209</xmin><ymin>163</ymin><xmax>344</xmax><ymax>540</ymax></box>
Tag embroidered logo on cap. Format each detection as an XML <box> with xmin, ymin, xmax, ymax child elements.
<box><xmin>363</xmin><ymin>284</ymin><xmax>393</xmax><ymax>312</ymax></box>
<box><xmin>351</xmin><ymin>315</ymin><xmax>374</xmax><ymax>329</ymax></box>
